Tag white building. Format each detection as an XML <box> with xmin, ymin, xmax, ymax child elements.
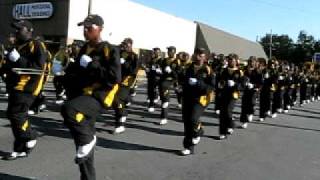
<box><xmin>67</xmin><ymin>0</ymin><xmax>197</xmax><ymax>54</ymax></box>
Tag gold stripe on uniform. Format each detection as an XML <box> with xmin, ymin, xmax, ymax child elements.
<box><xmin>103</xmin><ymin>84</ymin><xmax>119</xmax><ymax>108</ymax></box>
<box><xmin>21</xmin><ymin>120</ymin><xmax>29</xmax><ymax>131</ymax></box>
<box><xmin>29</xmin><ymin>41</ymin><xmax>35</xmax><ymax>53</ymax></box>
<box><xmin>83</xmin><ymin>83</ymin><xmax>101</xmax><ymax>96</ymax></box>
<box><xmin>32</xmin><ymin>63</ymin><xmax>47</xmax><ymax>96</ymax></box>
<box><xmin>121</xmin><ymin>76</ymin><xmax>133</xmax><ymax>86</ymax></box>
<box><xmin>15</xmin><ymin>75</ymin><xmax>31</xmax><ymax>91</ymax></box>
<box><xmin>104</xmin><ymin>47</ymin><xmax>110</xmax><ymax>58</ymax></box>
<box><xmin>85</xmin><ymin>46</ymin><xmax>95</xmax><ymax>55</ymax></box>
<box><xmin>199</xmin><ymin>91</ymin><xmax>214</xmax><ymax>106</ymax></box>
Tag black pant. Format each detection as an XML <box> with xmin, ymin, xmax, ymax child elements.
<box><xmin>316</xmin><ymin>84</ymin><xmax>320</xmax><ymax>97</ymax></box>
<box><xmin>219</xmin><ymin>93</ymin><xmax>235</xmax><ymax>135</ymax></box>
<box><xmin>159</xmin><ymin>80</ymin><xmax>173</xmax><ymax>119</ymax></box>
<box><xmin>240</xmin><ymin>89</ymin><xmax>256</xmax><ymax>123</ymax></box>
<box><xmin>29</xmin><ymin>91</ymin><xmax>46</xmax><ymax>113</ymax></box>
<box><xmin>182</xmin><ymin>100</ymin><xmax>205</xmax><ymax>151</ymax></box>
<box><xmin>112</xmin><ymin>86</ymin><xmax>130</xmax><ymax>127</ymax></box>
<box><xmin>284</xmin><ymin>88</ymin><xmax>293</xmax><ymax>110</ymax></box>
<box><xmin>260</xmin><ymin>89</ymin><xmax>272</xmax><ymax>118</ymax></box>
<box><xmin>272</xmin><ymin>89</ymin><xmax>284</xmax><ymax>113</ymax></box>
<box><xmin>61</xmin><ymin>95</ymin><xmax>102</xmax><ymax>180</ymax></box>
<box><xmin>292</xmin><ymin>87</ymin><xmax>298</xmax><ymax>105</ymax></box>
<box><xmin>174</xmin><ymin>83</ymin><xmax>182</xmax><ymax>105</ymax></box>
<box><xmin>214</xmin><ymin>89</ymin><xmax>222</xmax><ymax>111</ymax></box>
<box><xmin>147</xmin><ymin>77</ymin><xmax>158</xmax><ymax>107</ymax></box>
<box><xmin>311</xmin><ymin>84</ymin><xmax>316</xmax><ymax>99</ymax></box>
<box><xmin>7</xmin><ymin>91</ymin><xmax>37</xmax><ymax>152</ymax></box>
<box><xmin>300</xmin><ymin>84</ymin><xmax>307</xmax><ymax>104</ymax></box>
<box><xmin>53</xmin><ymin>75</ymin><xmax>65</xmax><ymax>99</ymax></box>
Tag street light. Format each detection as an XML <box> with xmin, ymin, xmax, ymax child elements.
<box><xmin>88</xmin><ymin>0</ymin><xmax>92</xmax><ymax>15</ymax></box>
<box><xmin>269</xmin><ymin>29</ymin><xmax>272</xmax><ymax>60</ymax></box>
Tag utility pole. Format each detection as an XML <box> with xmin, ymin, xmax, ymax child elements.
<box><xmin>269</xmin><ymin>29</ymin><xmax>272</xmax><ymax>60</ymax></box>
<box><xmin>88</xmin><ymin>0</ymin><xmax>92</xmax><ymax>15</ymax></box>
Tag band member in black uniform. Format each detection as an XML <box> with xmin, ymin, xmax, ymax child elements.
<box><xmin>158</xmin><ymin>46</ymin><xmax>180</xmax><ymax>125</ymax></box>
<box><xmin>218</xmin><ymin>54</ymin><xmax>242</xmax><ymax>139</ymax></box>
<box><xmin>61</xmin><ymin>15</ymin><xmax>121</xmax><ymax>180</ymax></box>
<box><xmin>259</xmin><ymin>59</ymin><xmax>273</xmax><ymax>121</ymax></box>
<box><xmin>112</xmin><ymin>38</ymin><xmax>139</xmax><ymax>134</ymax></box>
<box><xmin>180</xmin><ymin>48</ymin><xmax>215</xmax><ymax>155</ymax></box>
<box><xmin>3</xmin><ymin>20</ymin><xmax>49</xmax><ymax>160</ymax></box>
<box><xmin>240</xmin><ymin>56</ymin><xmax>260</xmax><ymax>128</ymax></box>
<box><xmin>174</xmin><ymin>52</ymin><xmax>185</xmax><ymax>108</ymax></box>
<box><xmin>291</xmin><ymin>65</ymin><xmax>301</xmax><ymax>106</ymax></box>
<box><xmin>283</xmin><ymin>65</ymin><xmax>294</xmax><ymax>113</ymax></box>
<box><xmin>145</xmin><ymin>47</ymin><xmax>162</xmax><ymax>112</ymax></box>
<box><xmin>176</xmin><ymin>52</ymin><xmax>192</xmax><ymax>110</ymax></box>
<box><xmin>272</xmin><ymin>62</ymin><xmax>286</xmax><ymax>116</ymax></box>
<box><xmin>213</xmin><ymin>54</ymin><xmax>226</xmax><ymax>115</ymax></box>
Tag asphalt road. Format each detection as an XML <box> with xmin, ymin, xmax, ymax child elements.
<box><xmin>1</xmin><ymin>82</ymin><xmax>320</xmax><ymax>180</ymax></box>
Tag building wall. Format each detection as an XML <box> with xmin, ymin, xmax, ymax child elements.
<box><xmin>0</xmin><ymin>0</ymin><xmax>69</xmax><ymax>43</ymax></box>
<box><xmin>67</xmin><ymin>0</ymin><xmax>197</xmax><ymax>54</ymax></box>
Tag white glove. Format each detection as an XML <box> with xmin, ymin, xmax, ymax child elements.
<box><xmin>145</xmin><ymin>68</ymin><xmax>150</xmax><ymax>73</ymax></box>
<box><xmin>52</xmin><ymin>61</ymin><xmax>63</xmax><ymax>76</ymax></box>
<box><xmin>151</xmin><ymin>65</ymin><xmax>156</xmax><ymax>71</ymax></box>
<box><xmin>69</xmin><ymin>58</ymin><xmax>75</xmax><ymax>63</ymax></box>
<box><xmin>80</xmin><ymin>55</ymin><xmax>92</xmax><ymax>68</ymax></box>
<box><xmin>278</xmin><ymin>76</ymin><xmax>284</xmax><ymax>80</ymax></box>
<box><xmin>247</xmin><ymin>82</ymin><xmax>254</xmax><ymax>89</ymax></box>
<box><xmin>164</xmin><ymin>66</ymin><xmax>172</xmax><ymax>73</ymax></box>
<box><xmin>305</xmin><ymin>79</ymin><xmax>309</xmax><ymax>83</ymax></box>
<box><xmin>4</xmin><ymin>50</ymin><xmax>8</xmax><ymax>55</ymax></box>
<box><xmin>8</xmin><ymin>48</ymin><xmax>20</xmax><ymax>62</ymax></box>
<box><xmin>264</xmin><ymin>73</ymin><xmax>270</xmax><ymax>79</ymax></box>
<box><xmin>228</xmin><ymin>80</ymin><xmax>235</xmax><ymax>87</ymax></box>
<box><xmin>188</xmin><ymin>78</ymin><xmax>198</xmax><ymax>86</ymax></box>
<box><xmin>120</xmin><ymin>58</ymin><xmax>126</xmax><ymax>64</ymax></box>
<box><xmin>156</xmin><ymin>68</ymin><xmax>162</xmax><ymax>74</ymax></box>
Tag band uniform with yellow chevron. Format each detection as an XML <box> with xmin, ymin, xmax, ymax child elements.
<box><xmin>9</xmin><ymin>40</ymin><xmax>49</xmax><ymax>96</ymax></box>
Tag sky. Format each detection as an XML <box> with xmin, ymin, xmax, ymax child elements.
<box><xmin>131</xmin><ymin>0</ymin><xmax>320</xmax><ymax>42</ymax></box>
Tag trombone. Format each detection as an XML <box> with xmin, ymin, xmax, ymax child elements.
<box><xmin>12</xmin><ymin>68</ymin><xmax>51</xmax><ymax>75</ymax></box>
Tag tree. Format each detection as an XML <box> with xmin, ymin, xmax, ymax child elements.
<box><xmin>259</xmin><ymin>30</ymin><xmax>318</xmax><ymax>64</ymax></box>
<box><xmin>259</xmin><ymin>34</ymin><xmax>294</xmax><ymax>61</ymax></box>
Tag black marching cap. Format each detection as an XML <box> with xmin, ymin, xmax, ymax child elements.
<box><xmin>167</xmin><ymin>46</ymin><xmax>176</xmax><ymax>51</ymax></box>
<box><xmin>194</xmin><ymin>47</ymin><xmax>206</xmax><ymax>54</ymax></box>
<box><xmin>78</xmin><ymin>14</ymin><xmax>104</xmax><ymax>27</ymax></box>
<box><xmin>12</xmin><ymin>20</ymin><xmax>33</xmax><ymax>31</ymax></box>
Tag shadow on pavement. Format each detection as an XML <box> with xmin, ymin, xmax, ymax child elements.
<box><xmin>97</xmin><ymin>137</ymin><xmax>177</xmax><ymax>154</ymax></box>
<box><xmin>253</xmin><ymin>121</ymin><xmax>320</xmax><ymax>133</ymax></box>
<box><xmin>293</xmin><ymin>108</ymin><xmax>320</xmax><ymax>115</ymax></box>
<box><xmin>286</xmin><ymin>113</ymin><xmax>320</xmax><ymax>120</ymax></box>
<box><xmin>0</xmin><ymin>173</ymin><xmax>35</xmax><ymax>180</ymax></box>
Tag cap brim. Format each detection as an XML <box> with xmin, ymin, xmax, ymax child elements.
<box><xmin>77</xmin><ymin>21</ymin><xmax>94</xmax><ymax>27</ymax></box>
<box><xmin>11</xmin><ymin>22</ymin><xmax>23</xmax><ymax>29</ymax></box>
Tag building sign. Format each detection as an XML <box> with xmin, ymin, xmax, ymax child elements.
<box><xmin>13</xmin><ymin>2</ymin><xmax>53</xmax><ymax>20</ymax></box>
<box><xmin>314</xmin><ymin>53</ymin><xmax>320</xmax><ymax>63</ymax></box>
